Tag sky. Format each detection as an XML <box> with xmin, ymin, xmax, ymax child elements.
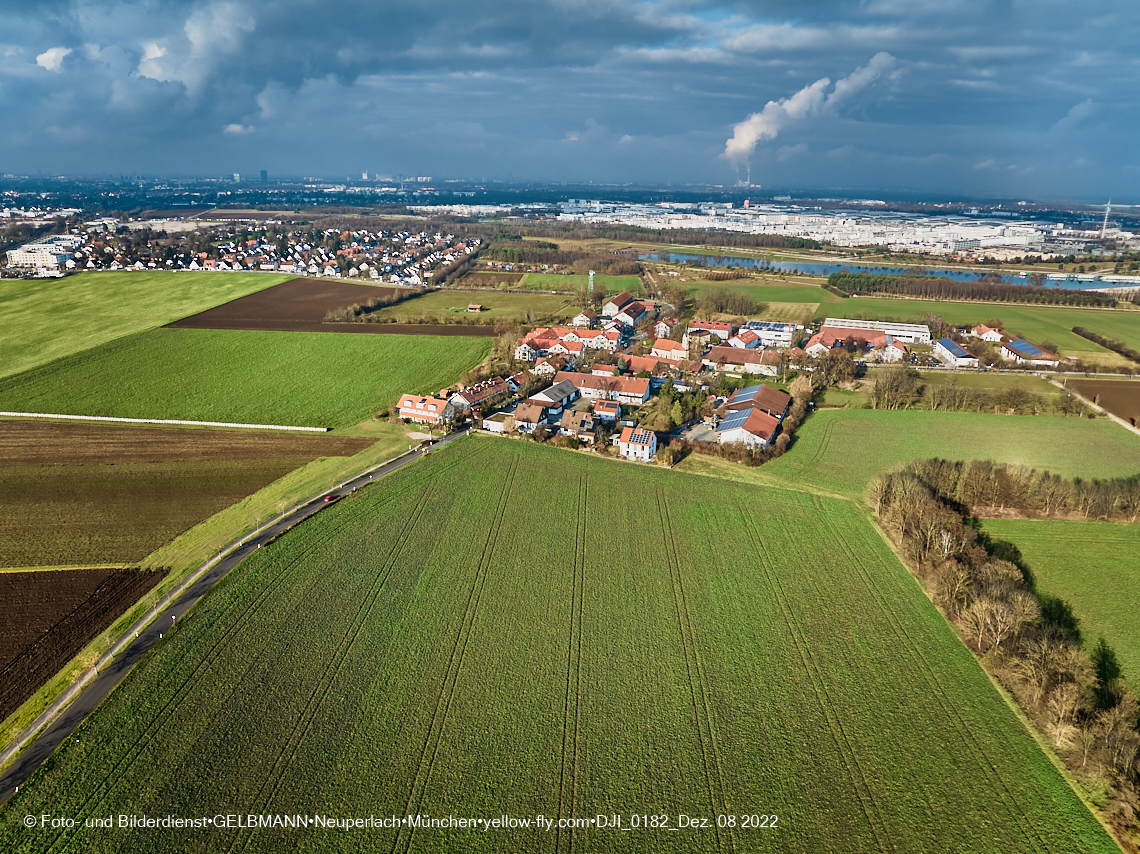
<box><xmin>1</xmin><ymin>0</ymin><xmax>1137</xmax><ymax>200</ymax></box>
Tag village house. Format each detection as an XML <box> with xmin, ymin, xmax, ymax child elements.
<box><xmin>654</xmin><ymin>316</ymin><xmax>679</xmax><ymax>339</ymax></box>
<box><xmin>513</xmin><ymin>401</ymin><xmax>549</xmax><ymax>432</ymax></box>
<box><xmin>397</xmin><ymin>394</ymin><xmax>455</xmax><ymax>425</ymax></box>
<box><xmin>742</xmin><ymin>320</ymin><xmax>797</xmax><ymax>348</ymax></box>
<box><xmin>481</xmin><ymin>412</ymin><xmax>512</xmax><ymax>433</ymax></box>
<box><xmin>685</xmin><ymin>320</ymin><xmax>733</xmax><ymax>346</ymax></box>
<box><xmin>970</xmin><ymin>323</ymin><xmax>1005</xmax><ymax>342</ymax></box>
<box><xmin>559</xmin><ymin>410</ymin><xmax>598</xmax><ymax>444</ymax></box>
<box><xmin>602</xmin><ymin>291</ymin><xmax>635</xmax><ymax>317</ymax></box>
<box><xmin>593</xmin><ymin>400</ymin><xmax>621</xmax><ymax>422</ymax></box>
<box><xmin>617</xmin><ymin>426</ymin><xmax>657</xmax><ymax>462</ymax></box>
<box><xmin>651</xmin><ymin>338</ymin><xmax>688</xmax><ymax>361</ymax></box>
<box><xmin>728</xmin><ymin>329</ymin><xmax>761</xmax><ymax>349</ymax></box>
<box><xmin>449</xmin><ymin>377</ymin><xmax>509</xmax><ymax>413</ymax></box>
<box><xmin>592</xmin><ymin>363</ymin><xmax>622</xmax><ymax>377</ymax></box>
<box><xmin>505</xmin><ymin>370</ymin><xmax>533</xmax><ymax>393</ymax></box>
<box><xmin>868</xmin><ymin>335</ymin><xmax>909</xmax><ymax>363</ymax></box>
<box><xmin>531</xmin><ymin>356</ymin><xmax>567</xmax><ymax>377</ymax></box>
<box><xmin>613</xmin><ymin>300</ymin><xmax>651</xmax><ymax>329</ymax></box>
<box><xmin>571</xmin><ymin>307</ymin><xmax>598</xmax><ymax>328</ymax></box>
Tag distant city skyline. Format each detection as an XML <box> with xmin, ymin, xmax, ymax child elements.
<box><xmin>2</xmin><ymin>1</ymin><xmax>1137</xmax><ymax>202</ymax></box>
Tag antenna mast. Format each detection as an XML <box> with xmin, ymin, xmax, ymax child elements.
<box><xmin>1101</xmin><ymin>200</ymin><xmax>1112</xmax><ymax>240</ymax></box>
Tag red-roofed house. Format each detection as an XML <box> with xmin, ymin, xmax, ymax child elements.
<box><xmin>686</xmin><ymin>320</ymin><xmax>733</xmax><ymax>342</ymax></box>
<box><xmin>602</xmin><ymin>291</ymin><xmax>635</xmax><ymax>317</ymax></box>
<box><xmin>970</xmin><ymin>324</ymin><xmax>1005</xmax><ymax>342</ymax></box>
<box><xmin>554</xmin><ymin>371</ymin><xmax>651</xmax><ymax>404</ymax></box>
<box><xmin>717</xmin><ymin>408</ymin><xmax>781</xmax><ymax>448</ymax></box>
<box><xmin>594</xmin><ymin>400</ymin><xmax>621</xmax><ymax>422</ymax></box>
<box><xmin>571</xmin><ymin>307</ymin><xmax>598</xmax><ymax>328</ymax></box>
<box><xmin>618</xmin><ymin>426</ymin><xmax>657</xmax><ymax>462</ymax></box>
<box><xmin>728</xmin><ymin>329</ymin><xmax>761</xmax><ymax>349</ymax></box>
<box><xmin>702</xmin><ymin>346</ymin><xmax>780</xmax><ymax>376</ymax></box>
<box><xmin>651</xmin><ymin>338</ymin><xmax>687</xmax><ymax>361</ymax></box>
<box><xmin>398</xmin><ymin>394</ymin><xmax>455</xmax><ymax>425</ymax></box>
<box><xmin>654</xmin><ymin>316</ymin><xmax>679</xmax><ymax>339</ymax></box>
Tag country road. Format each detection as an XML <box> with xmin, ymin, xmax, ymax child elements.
<box><xmin>0</xmin><ymin>427</ymin><xmax>470</xmax><ymax>808</ymax></box>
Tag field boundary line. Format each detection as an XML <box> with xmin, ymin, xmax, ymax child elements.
<box><xmin>396</xmin><ymin>454</ymin><xmax>520</xmax><ymax>854</ymax></box>
<box><xmin>739</xmin><ymin>504</ymin><xmax>890</xmax><ymax>851</ymax></box>
<box><xmin>0</xmin><ymin>443</ymin><xmax>422</xmax><ymax>777</ymax></box>
<box><xmin>0</xmin><ymin>411</ymin><xmax>329</xmax><ymax>432</ymax></box>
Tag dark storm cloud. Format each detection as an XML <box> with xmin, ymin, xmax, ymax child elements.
<box><xmin>0</xmin><ymin>0</ymin><xmax>1136</xmax><ymax>199</ymax></box>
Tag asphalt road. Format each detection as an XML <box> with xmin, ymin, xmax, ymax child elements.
<box><xmin>0</xmin><ymin>428</ymin><xmax>469</xmax><ymax>809</ymax></box>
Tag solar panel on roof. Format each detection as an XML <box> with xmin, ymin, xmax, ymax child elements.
<box><xmin>718</xmin><ymin>410</ymin><xmax>753</xmax><ymax>432</ymax></box>
<box><xmin>937</xmin><ymin>338</ymin><xmax>969</xmax><ymax>358</ymax></box>
<box><xmin>731</xmin><ymin>384</ymin><xmax>762</xmax><ymax>403</ymax></box>
<box><xmin>1007</xmin><ymin>339</ymin><xmax>1045</xmax><ymax>357</ymax></box>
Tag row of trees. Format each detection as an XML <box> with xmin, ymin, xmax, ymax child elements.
<box><xmin>898</xmin><ymin>457</ymin><xmax>1140</xmax><ymax>522</ymax></box>
<box><xmin>478</xmin><ymin>241</ymin><xmax>640</xmax><ymax>276</ymax></box>
<box><xmin>323</xmin><ymin>289</ymin><xmax>424</xmax><ymax>322</ymax></box>
<box><xmin>695</xmin><ymin>287</ymin><xmax>764</xmax><ymax>318</ymax></box>
<box><xmin>1073</xmin><ymin>327</ymin><xmax>1140</xmax><ymax>365</ymax></box>
<box><xmin>867</xmin><ymin>365</ymin><xmax>1088</xmax><ymax>416</ymax></box>
<box><xmin>868</xmin><ymin>467</ymin><xmax>1139</xmax><ymax>842</ymax></box>
<box><xmin>827</xmin><ymin>272</ymin><xmax>1119</xmax><ymax>308</ymax></box>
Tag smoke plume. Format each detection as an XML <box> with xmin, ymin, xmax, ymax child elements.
<box><xmin>724</xmin><ymin>52</ymin><xmax>896</xmax><ymax>171</ymax></box>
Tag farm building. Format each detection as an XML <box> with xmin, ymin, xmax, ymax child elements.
<box><xmin>614</xmin><ymin>300</ymin><xmax>651</xmax><ymax>328</ymax></box>
<box><xmin>821</xmin><ymin>318</ymin><xmax>932</xmax><ymax>344</ymax></box>
<box><xmin>482</xmin><ymin>412</ymin><xmax>512</xmax><ymax>433</ymax></box>
<box><xmin>555</xmin><ymin>371</ymin><xmax>651</xmax><ymax>404</ymax></box>
<box><xmin>618</xmin><ymin>426</ymin><xmax>657</xmax><ymax>461</ymax></box>
<box><xmin>716</xmin><ymin>407</ymin><xmax>781</xmax><ymax>448</ymax></box>
<box><xmin>742</xmin><ymin>320</ymin><xmax>796</xmax><ymax>348</ymax></box>
<box><xmin>934</xmin><ymin>338</ymin><xmax>980</xmax><ymax>368</ymax></box>
<box><xmin>530</xmin><ymin>379</ymin><xmax>581</xmax><ymax>410</ymax></box>
<box><xmin>703</xmin><ymin>346</ymin><xmax>780</xmax><ymax>376</ymax></box>
<box><xmin>467</xmin><ymin>304</ymin><xmax>484</xmax><ymax>313</ymax></box>
<box><xmin>725</xmin><ymin>384</ymin><xmax>791</xmax><ymax>420</ymax></box>
<box><xmin>397</xmin><ymin>394</ymin><xmax>455</xmax><ymax>425</ymax></box>
<box><xmin>1001</xmin><ymin>340</ymin><xmax>1059</xmax><ymax>367</ymax></box>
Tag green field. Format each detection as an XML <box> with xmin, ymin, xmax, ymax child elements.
<box><xmin>378</xmin><ymin>289</ymin><xmax>581</xmax><ymax>322</ymax></box>
<box><xmin>755</xmin><ymin>408</ymin><xmax>1140</xmax><ymax>496</ymax></box>
<box><xmin>825</xmin><ymin>298</ymin><xmax>1140</xmax><ymax>363</ymax></box>
<box><xmin>982</xmin><ymin>519</ymin><xmax>1140</xmax><ymax>685</ymax></box>
<box><xmin>520</xmin><ymin>272</ymin><xmax>643</xmax><ymax>294</ymax></box>
<box><xmin>0</xmin><ymin>328</ymin><xmax>490</xmax><ymax>429</ymax></box>
<box><xmin>2</xmin><ymin>439</ymin><xmax>1114</xmax><ymax>853</ymax></box>
<box><xmin>0</xmin><ymin>271</ymin><xmax>292</xmax><ymax>380</ymax></box>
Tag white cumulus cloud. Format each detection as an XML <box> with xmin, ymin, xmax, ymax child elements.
<box><xmin>36</xmin><ymin>47</ymin><xmax>72</xmax><ymax>72</ymax></box>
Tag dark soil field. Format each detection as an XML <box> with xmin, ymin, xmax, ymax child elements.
<box><xmin>0</xmin><ymin>420</ymin><xmax>373</xmax><ymax>567</ymax></box>
<box><xmin>0</xmin><ymin>419</ymin><xmax>371</xmax><ymax>464</ymax></box>
<box><xmin>0</xmin><ymin>568</ymin><xmax>164</xmax><ymax>721</ymax></box>
<box><xmin>166</xmin><ymin>277</ymin><xmax>400</xmax><ymax>332</ymax></box>
<box><xmin>1069</xmin><ymin>379</ymin><xmax>1140</xmax><ymax>426</ymax></box>
<box><xmin>459</xmin><ymin>271</ymin><xmax>525</xmax><ymax>286</ymax></box>
<box><xmin>166</xmin><ymin>278</ymin><xmax>496</xmax><ymax>336</ymax></box>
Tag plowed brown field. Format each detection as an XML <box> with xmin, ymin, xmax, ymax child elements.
<box><xmin>165</xmin><ymin>277</ymin><xmax>496</xmax><ymax>336</ymax></box>
<box><xmin>0</xmin><ymin>420</ymin><xmax>373</xmax><ymax>567</ymax></box>
<box><xmin>1069</xmin><ymin>379</ymin><xmax>1140</xmax><ymax>427</ymax></box>
<box><xmin>0</xmin><ymin>568</ymin><xmax>164</xmax><ymax>721</ymax></box>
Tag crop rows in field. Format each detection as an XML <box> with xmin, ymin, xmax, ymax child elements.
<box><xmin>3</xmin><ymin>439</ymin><xmax>1115</xmax><ymax>853</ymax></box>
<box><xmin>0</xmin><ymin>328</ymin><xmax>491</xmax><ymax>429</ymax></box>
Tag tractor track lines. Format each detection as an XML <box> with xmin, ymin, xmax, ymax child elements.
<box><xmin>556</xmin><ymin>475</ymin><xmax>588</xmax><ymax>854</ymax></box>
<box><xmin>739</xmin><ymin>504</ymin><xmax>891</xmax><ymax>852</ymax></box>
<box><xmin>41</xmin><ymin>523</ymin><xmax>348</xmax><ymax>854</ymax></box>
<box><xmin>229</xmin><ymin>486</ymin><xmax>435</xmax><ymax>853</ymax></box>
<box><xmin>394</xmin><ymin>455</ymin><xmax>520</xmax><ymax>854</ymax></box>
<box><xmin>658</xmin><ymin>491</ymin><xmax>731</xmax><ymax>854</ymax></box>
<box><xmin>815</xmin><ymin>504</ymin><xmax>1056</xmax><ymax>853</ymax></box>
